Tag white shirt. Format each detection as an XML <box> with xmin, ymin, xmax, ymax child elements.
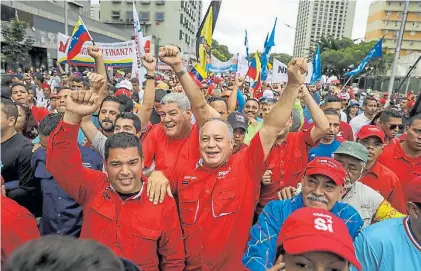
<box><xmin>340</xmin><ymin>111</ymin><xmax>347</xmax><ymax>122</ymax></box>
<box><xmin>349</xmin><ymin>113</ymin><xmax>371</xmax><ymax>138</ymax></box>
<box><xmin>342</xmin><ymin>181</ymin><xmax>384</xmax><ymax>227</ymax></box>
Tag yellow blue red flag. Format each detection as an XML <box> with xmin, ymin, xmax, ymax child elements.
<box><xmin>67</xmin><ymin>17</ymin><xmax>92</xmax><ymax>62</ymax></box>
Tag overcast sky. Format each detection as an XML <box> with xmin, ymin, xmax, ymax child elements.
<box><xmin>203</xmin><ymin>0</ymin><xmax>373</xmax><ymax>55</ymax></box>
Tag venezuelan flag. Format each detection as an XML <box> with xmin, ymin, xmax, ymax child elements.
<box><xmin>252</xmin><ymin>73</ymin><xmax>262</xmax><ymax>98</ymax></box>
<box><xmin>67</xmin><ymin>17</ymin><xmax>92</xmax><ymax>63</ymax></box>
<box><xmin>189</xmin><ymin>63</ymin><xmax>207</xmax><ymax>87</ymax></box>
<box><xmin>246</xmin><ymin>52</ymin><xmax>261</xmax><ymax>81</ymax></box>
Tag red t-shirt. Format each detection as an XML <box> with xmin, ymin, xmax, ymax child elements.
<box><xmin>378</xmin><ymin>141</ymin><xmax>421</xmax><ymax>201</ymax></box>
<box><xmin>339</xmin><ymin>121</ymin><xmax>354</xmax><ymax>141</ymax></box>
<box><xmin>142</xmin><ymin>124</ymin><xmax>200</xmax><ymax>171</ymax></box>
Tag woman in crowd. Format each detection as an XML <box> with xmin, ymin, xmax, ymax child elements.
<box><xmin>15</xmin><ymin>103</ymin><xmax>38</xmax><ymax>141</ymax></box>
<box><xmin>346</xmin><ymin>99</ymin><xmax>360</xmax><ymax>123</ymax></box>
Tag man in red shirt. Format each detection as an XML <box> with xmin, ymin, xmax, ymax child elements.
<box><xmin>10</xmin><ymin>82</ymin><xmax>48</xmax><ymax>123</ymax></box>
<box><xmin>1</xmin><ymin>194</ymin><xmax>40</xmax><ymax>264</ymax></box>
<box><xmin>46</xmin><ymin>88</ymin><xmax>185</xmax><ymax>270</ymax></box>
<box><xmin>322</xmin><ymin>95</ymin><xmax>354</xmax><ymax>141</ymax></box>
<box><xmin>377</xmin><ymin>109</ymin><xmax>403</xmax><ymax>145</ymax></box>
<box><xmin>151</xmin><ymin>57</ymin><xmax>309</xmax><ymax>270</ymax></box>
<box><xmin>258</xmin><ymin>85</ymin><xmax>330</xmax><ymax>214</ymax></box>
<box><xmin>378</xmin><ymin>114</ymin><xmax>421</xmax><ymax>200</ymax></box>
<box><xmin>356</xmin><ymin>125</ymin><xmax>407</xmax><ymax>213</ymax></box>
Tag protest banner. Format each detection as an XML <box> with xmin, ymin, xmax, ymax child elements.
<box><xmin>271</xmin><ymin>59</ymin><xmax>313</xmax><ymax>84</ymax></box>
<box><xmin>57</xmin><ymin>33</ymin><xmax>151</xmax><ymax>67</ymax></box>
<box><xmin>206</xmin><ymin>54</ymin><xmax>239</xmax><ymax>73</ymax></box>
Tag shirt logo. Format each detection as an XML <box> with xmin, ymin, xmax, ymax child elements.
<box><xmin>82</xmin><ymin>162</ymin><xmax>92</xmax><ymax>168</ymax></box>
<box><xmin>217</xmin><ymin>167</ymin><xmax>231</xmax><ymax>179</ymax></box>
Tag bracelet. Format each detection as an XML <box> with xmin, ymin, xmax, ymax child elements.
<box><xmin>175</xmin><ymin>69</ymin><xmax>186</xmax><ymax>78</ymax></box>
<box><xmin>144</xmin><ymin>74</ymin><xmax>156</xmax><ymax>80</ymax></box>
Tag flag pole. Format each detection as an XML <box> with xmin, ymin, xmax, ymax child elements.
<box><xmin>79</xmin><ymin>16</ymin><xmax>96</xmax><ymax>45</ymax></box>
<box><xmin>341</xmin><ymin>76</ymin><xmax>353</xmax><ymax>92</ymax></box>
<box><xmin>64</xmin><ymin>0</ymin><xmax>69</xmax><ymax>73</ymax></box>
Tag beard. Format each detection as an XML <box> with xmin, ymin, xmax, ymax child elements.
<box><xmin>100</xmin><ymin>119</ymin><xmax>115</xmax><ymax>132</ymax></box>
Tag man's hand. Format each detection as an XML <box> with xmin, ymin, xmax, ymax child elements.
<box><xmin>87</xmin><ymin>72</ymin><xmax>106</xmax><ymax>94</ymax></box>
<box><xmin>147</xmin><ymin>171</ymin><xmax>173</xmax><ymax>205</ymax></box>
<box><xmin>65</xmin><ymin>90</ymin><xmax>101</xmax><ymax>117</ymax></box>
<box><xmin>234</xmin><ymin>76</ymin><xmax>243</xmax><ymax>88</ymax></box>
<box><xmin>297</xmin><ymin>84</ymin><xmax>310</xmax><ymax>100</ymax></box>
<box><xmin>287</xmin><ymin>58</ymin><xmax>308</xmax><ymax>87</ymax></box>
<box><xmin>262</xmin><ymin>170</ymin><xmax>273</xmax><ymax>186</ymax></box>
<box><xmin>87</xmin><ymin>46</ymin><xmax>102</xmax><ymax>59</ymax></box>
<box><xmin>158</xmin><ymin>45</ymin><xmax>183</xmax><ymax>72</ymax></box>
<box><xmin>142</xmin><ymin>54</ymin><xmax>157</xmax><ymax>74</ymax></box>
<box><xmin>266</xmin><ymin>254</ymin><xmax>286</xmax><ymax>271</ymax></box>
<box><xmin>32</xmin><ymin>143</ymin><xmax>42</xmax><ymax>153</ymax></box>
<box><xmin>278</xmin><ymin>186</ymin><xmax>297</xmax><ymax>200</ymax></box>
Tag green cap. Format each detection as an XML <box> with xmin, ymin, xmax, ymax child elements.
<box><xmin>333</xmin><ymin>141</ymin><xmax>369</xmax><ymax>164</ymax></box>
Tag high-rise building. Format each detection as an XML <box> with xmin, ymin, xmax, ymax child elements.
<box><xmin>100</xmin><ymin>0</ymin><xmax>202</xmax><ymax>56</ymax></box>
<box><xmin>365</xmin><ymin>0</ymin><xmax>421</xmax><ymax>56</ymax></box>
<box><xmin>91</xmin><ymin>3</ymin><xmax>100</xmax><ymax>21</ymax></box>
<box><xmin>293</xmin><ymin>0</ymin><xmax>356</xmax><ymax>58</ymax></box>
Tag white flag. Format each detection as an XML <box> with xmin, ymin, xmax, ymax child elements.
<box><xmin>132</xmin><ymin>2</ymin><xmax>145</xmax><ymax>85</ymax></box>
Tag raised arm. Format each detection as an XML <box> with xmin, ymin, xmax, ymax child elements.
<box><xmin>87</xmin><ymin>46</ymin><xmax>108</xmax><ymax>102</ymax></box>
<box><xmin>259</xmin><ymin>58</ymin><xmax>307</xmax><ymax>161</ymax></box>
<box><xmin>227</xmin><ymin>77</ymin><xmax>241</xmax><ymax>112</ymax></box>
<box><xmin>300</xmin><ymin>85</ymin><xmax>330</xmax><ymax>142</ymax></box>
<box><xmin>137</xmin><ymin>54</ymin><xmax>157</xmax><ymax>132</ymax></box>
<box><xmin>46</xmin><ymin>90</ymin><xmax>104</xmax><ymax>206</ymax></box>
<box><xmin>158</xmin><ymin>45</ymin><xmax>211</xmax><ymax>127</ymax></box>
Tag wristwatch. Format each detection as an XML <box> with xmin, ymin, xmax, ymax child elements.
<box><xmin>175</xmin><ymin>69</ymin><xmax>187</xmax><ymax>78</ymax></box>
<box><xmin>144</xmin><ymin>74</ymin><xmax>156</xmax><ymax>80</ymax></box>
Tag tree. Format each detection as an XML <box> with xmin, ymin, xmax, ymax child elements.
<box><xmin>269</xmin><ymin>53</ymin><xmax>292</xmax><ymax>65</ymax></box>
<box><xmin>212</xmin><ymin>39</ymin><xmax>233</xmax><ymax>61</ymax></box>
<box><xmin>1</xmin><ymin>17</ymin><xmax>34</xmax><ymax>66</ymax></box>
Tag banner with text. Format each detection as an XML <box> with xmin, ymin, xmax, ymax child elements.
<box><xmin>206</xmin><ymin>55</ymin><xmax>239</xmax><ymax>73</ymax></box>
<box><xmin>57</xmin><ymin>33</ymin><xmax>152</xmax><ymax>67</ymax></box>
<box><xmin>271</xmin><ymin>59</ymin><xmax>313</xmax><ymax>84</ymax></box>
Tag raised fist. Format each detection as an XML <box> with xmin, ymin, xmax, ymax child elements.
<box><xmin>142</xmin><ymin>54</ymin><xmax>157</xmax><ymax>73</ymax></box>
<box><xmin>297</xmin><ymin>84</ymin><xmax>309</xmax><ymax>99</ymax></box>
<box><xmin>65</xmin><ymin>90</ymin><xmax>101</xmax><ymax>117</ymax></box>
<box><xmin>158</xmin><ymin>45</ymin><xmax>183</xmax><ymax>71</ymax></box>
<box><xmin>287</xmin><ymin>58</ymin><xmax>308</xmax><ymax>87</ymax></box>
<box><xmin>87</xmin><ymin>46</ymin><xmax>102</xmax><ymax>59</ymax></box>
<box><xmin>87</xmin><ymin>72</ymin><xmax>105</xmax><ymax>93</ymax></box>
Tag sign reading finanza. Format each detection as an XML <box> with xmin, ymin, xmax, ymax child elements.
<box><xmin>57</xmin><ymin>33</ymin><xmax>151</xmax><ymax>67</ymax></box>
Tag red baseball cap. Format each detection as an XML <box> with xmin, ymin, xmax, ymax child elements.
<box><xmin>305</xmin><ymin>157</ymin><xmax>346</xmax><ymax>186</ymax></box>
<box><xmin>277</xmin><ymin>207</ymin><xmax>362</xmax><ymax>270</ymax></box>
<box><xmin>115</xmin><ymin>88</ymin><xmax>131</xmax><ymax>97</ymax></box>
<box><xmin>356</xmin><ymin>125</ymin><xmax>385</xmax><ymax>144</ymax></box>
<box><xmin>407</xmin><ymin>176</ymin><xmax>421</xmax><ymax>203</ymax></box>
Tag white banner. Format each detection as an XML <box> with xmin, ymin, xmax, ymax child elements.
<box><xmin>271</xmin><ymin>59</ymin><xmax>313</xmax><ymax>84</ymax></box>
<box><xmin>206</xmin><ymin>55</ymin><xmax>238</xmax><ymax>73</ymax></box>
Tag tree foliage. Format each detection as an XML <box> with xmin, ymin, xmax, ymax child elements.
<box><xmin>1</xmin><ymin>17</ymin><xmax>34</xmax><ymax>64</ymax></box>
<box><xmin>269</xmin><ymin>53</ymin><xmax>293</xmax><ymax>65</ymax></box>
<box><xmin>212</xmin><ymin>39</ymin><xmax>233</xmax><ymax>61</ymax></box>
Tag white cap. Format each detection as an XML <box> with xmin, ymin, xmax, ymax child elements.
<box><xmin>263</xmin><ymin>89</ymin><xmax>274</xmax><ymax>99</ymax></box>
<box><xmin>118</xmin><ymin>80</ymin><xmax>133</xmax><ymax>91</ymax></box>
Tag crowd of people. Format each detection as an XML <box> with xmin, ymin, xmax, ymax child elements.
<box><xmin>1</xmin><ymin>44</ymin><xmax>420</xmax><ymax>271</ymax></box>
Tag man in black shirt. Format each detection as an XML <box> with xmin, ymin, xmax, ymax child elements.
<box><xmin>1</xmin><ymin>97</ymin><xmax>41</xmax><ymax>215</ymax></box>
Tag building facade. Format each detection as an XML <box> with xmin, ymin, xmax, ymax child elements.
<box><xmin>293</xmin><ymin>0</ymin><xmax>356</xmax><ymax>58</ymax></box>
<box><xmin>90</xmin><ymin>3</ymin><xmax>100</xmax><ymax>21</ymax></box>
<box><xmin>99</xmin><ymin>0</ymin><xmax>202</xmax><ymax>56</ymax></box>
<box><xmin>365</xmin><ymin>0</ymin><xmax>421</xmax><ymax>56</ymax></box>
<box><xmin>1</xmin><ymin>0</ymin><xmax>132</xmax><ymax>69</ymax></box>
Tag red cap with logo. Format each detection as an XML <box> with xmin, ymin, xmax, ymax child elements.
<box><xmin>407</xmin><ymin>176</ymin><xmax>421</xmax><ymax>203</ymax></box>
<box><xmin>356</xmin><ymin>125</ymin><xmax>385</xmax><ymax>144</ymax></box>
<box><xmin>305</xmin><ymin>157</ymin><xmax>346</xmax><ymax>186</ymax></box>
<box><xmin>115</xmin><ymin>88</ymin><xmax>131</xmax><ymax>97</ymax></box>
<box><xmin>277</xmin><ymin>207</ymin><xmax>362</xmax><ymax>270</ymax></box>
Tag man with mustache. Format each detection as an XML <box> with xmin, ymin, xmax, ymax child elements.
<box><xmin>356</xmin><ymin>125</ymin><xmax>407</xmax><ymax>213</ymax></box>
<box><xmin>243</xmin><ymin>157</ymin><xmax>363</xmax><ymax>271</ymax></box>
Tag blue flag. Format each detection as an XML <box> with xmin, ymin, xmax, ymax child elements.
<box><xmin>344</xmin><ymin>38</ymin><xmax>383</xmax><ymax>77</ymax></box>
<box><xmin>261</xmin><ymin>18</ymin><xmax>277</xmax><ymax>81</ymax></box>
<box><xmin>245</xmin><ymin>30</ymin><xmax>250</xmax><ymax>63</ymax></box>
<box><xmin>310</xmin><ymin>44</ymin><xmax>321</xmax><ymax>84</ymax></box>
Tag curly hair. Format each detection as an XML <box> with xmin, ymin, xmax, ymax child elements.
<box><xmin>15</xmin><ymin>102</ymin><xmax>38</xmax><ymax>140</ymax></box>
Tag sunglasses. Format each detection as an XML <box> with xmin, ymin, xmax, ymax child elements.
<box><xmin>389</xmin><ymin>124</ymin><xmax>403</xmax><ymax>130</ymax></box>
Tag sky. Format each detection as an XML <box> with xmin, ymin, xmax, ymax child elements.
<box><xmin>203</xmin><ymin>0</ymin><xmax>372</xmax><ymax>55</ymax></box>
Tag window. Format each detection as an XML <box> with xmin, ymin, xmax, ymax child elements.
<box><xmin>112</xmin><ymin>11</ymin><xmax>120</xmax><ymax>20</ymax></box>
<box><xmin>180</xmin><ymin>13</ymin><xmax>183</xmax><ymax>24</ymax></box>
<box><xmin>156</xmin><ymin>0</ymin><xmax>166</xmax><ymax>5</ymax></box>
<box><xmin>126</xmin><ymin>11</ymin><xmax>133</xmax><ymax>22</ymax></box>
<box><xmin>112</xmin><ymin>0</ymin><xmax>121</xmax><ymax>3</ymax></box>
<box><xmin>140</xmin><ymin>0</ymin><xmax>150</xmax><ymax>4</ymax></box>
<box><xmin>139</xmin><ymin>11</ymin><xmax>150</xmax><ymax>21</ymax></box>
<box><xmin>156</xmin><ymin>12</ymin><xmax>165</xmax><ymax>21</ymax></box>
<box><xmin>179</xmin><ymin>30</ymin><xmax>183</xmax><ymax>40</ymax></box>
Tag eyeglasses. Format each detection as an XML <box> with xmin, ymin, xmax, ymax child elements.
<box><xmin>389</xmin><ymin>124</ymin><xmax>403</xmax><ymax>130</ymax></box>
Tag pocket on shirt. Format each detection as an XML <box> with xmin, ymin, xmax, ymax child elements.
<box><xmin>211</xmin><ymin>188</ymin><xmax>239</xmax><ymax>218</ymax></box>
<box><xmin>179</xmin><ymin>197</ymin><xmax>200</xmax><ymax>226</ymax></box>
<box><xmin>128</xmin><ymin>227</ymin><xmax>161</xmax><ymax>265</ymax></box>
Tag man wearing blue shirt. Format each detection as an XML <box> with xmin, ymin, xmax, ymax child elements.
<box><xmin>309</xmin><ymin>108</ymin><xmax>343</xmax><ymax>161</ymax></box>
<box><xmin>243</xmin><ymin>157</ymin><xmax>363</xmax><ymax>271</ymax></box>
<box><xmin>32</xmin><ymin>113</ymin><xmax>103</xmax><ymax>236</ymax></box>
<box><xmin>352</xmin><ymin>176</ymin><xmax>421</xmax><ymax>271</ymax></box>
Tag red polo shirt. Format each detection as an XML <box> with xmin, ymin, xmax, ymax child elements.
<box><xmin>360</xmin><ymin>161</ymin><xmax>407</xmax><ymax>214</ymax></box>
<box><xmin>1</xmin><ymin>195</ymin><xmax>40</xmax><ymax>264</ymax></box>
<box><xmin>167</xmin><ymin>133</ymin><xmax>266</xmax><ymax>270</ymax></box>
<box><xmin>378</xmin><ymin>141</ymin><xmax>421</xmax><ymax>201</ymax></box>
<box><xmin>339</xmin><ymin>121</ymin><xmax>354</xmax><ymax>141</ymax></box>
<box><xmin>47</xmin><ymin>121</ymin><xmax>185</xmax><ymax>271</ymax></box>
<box><xmin>257</xmin><ymin>129</ymin><xmax>316</xmax><ymax>214</ymax></box>
<box><xmin>142</xmin><ymin>124</ymin><xmax>200</xmax><ymax>171</ymax></box>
